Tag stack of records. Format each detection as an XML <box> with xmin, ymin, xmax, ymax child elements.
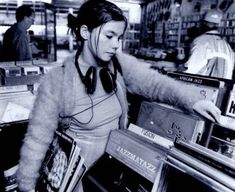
<box><xmin>36</xmin><ymin>130</ymin><xmax>86</xmax><ymax>192</ymax></box>
<box><xmin>135</xmin><ymin>101</ymin><xmax>206</xmax><ymax>144</ymax></box>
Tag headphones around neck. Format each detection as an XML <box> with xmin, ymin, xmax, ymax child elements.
<box><xmin>75</xmin><ymin>51</ymin><xmax>118</xmax><ymax>95</ymax></box>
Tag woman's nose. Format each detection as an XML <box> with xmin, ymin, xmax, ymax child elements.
<box><xmin>113</xmin><ymin>38</ymin><xmax>120</xmax><ymax>49</ymax></box>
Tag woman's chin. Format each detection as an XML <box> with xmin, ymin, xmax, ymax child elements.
<box><xmin>97</xmin><ymin>56</ymin><xmax>113</xmax><ymax>64</ymax></box>
<box><xmin>96</xmin><ymin>58</ymin><xmax>110</xmax><ymax>66</ymax></box>
<box><xmin>102</xmin><ymin>56</ymin><xmax>113</xmax><ymax>62</ymax></box>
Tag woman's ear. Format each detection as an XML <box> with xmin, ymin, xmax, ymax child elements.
<box><xmin>80</xmin><ymin>25</ymin><xmax>89</xmax><ymax>40</ymax></box>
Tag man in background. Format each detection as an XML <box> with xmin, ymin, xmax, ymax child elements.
<box><xmin>1</xmin><ymin>5</ymin><xmax>35</xmax><ymax>61</ymax></box>
<box><xmin>184</xmin><ymin>9</ymin><xmax>234</xmax><ymax>80</ymax></box>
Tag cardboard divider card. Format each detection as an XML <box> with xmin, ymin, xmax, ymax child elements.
<box><xmin>169</xmin><ymin>141</ymin><xmax>235</xmax><ymax>191</ymax></box>
<box><xmin>217</xmin><ymin>115</ymin><xmax>235</xmax><ymax>131</ymax></box>
<box><xmin>106</xmin><ymin>130</ymin><xmax>168</xmax><ymax>183</ymax></box>
<box><xmin>3</xmin><ymin>165</ymin><xmax>19</xmax><ymax>192</ymax></box>
<box><xmin>0</xmin><ymin>66</ymin><xmax>22</xmax><ymax>77</ymax></box>
<box><xmin>167</xmin><ymin>72</ymin><xmax>225</xmax><ymax>105</ymax></box>
<box><xmin>0</xmin><ymin>85</ymin><xmax>28</xmax><ymax>94</ymax></box>
<box><xmin>136</xmin><ymin>101</ymin><xmax>205</xmax><ymax>143</ymax></box>
<box><xmin>128</xmin><ymin>123</ymin><xmax>173</xmax><ymax>149</ymax></box>
<box><xmin>1</xmin><ymin>102</ymin><xmax>30</xmax><ymax>123</ymax></box>
<box><xmin>0</xmin><ymin>91</ymin><xmax>35</xmax><ymax>123</ymax></box>
<box><xmin>33</xmin><ymin>62</ymin><xmax>62</xmax><ymax>74</ymax></box>
<box><xmin>225</xmin><ymin>85</ymin><xmax>235</xmax><ymax>118</ymax></box>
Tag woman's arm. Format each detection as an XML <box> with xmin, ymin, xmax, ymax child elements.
<box><xmin>116</xmin><ymin>52</ymin><xmax>221</xmax><ymax>122</ymax></box>
<box><xmin>16</xmin><ymin>68</ymin><xmax>63</xmax><ymax>191</ymax></box>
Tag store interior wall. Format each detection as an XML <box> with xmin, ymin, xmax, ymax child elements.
<box><xmin>178</xmin><ymin>0</ymin><xmax>234</xmax><ymax>16</ymax></box>
<box><xmin>1</xmin><ymin>0</ymin><xmax>235</xmax><ymax>60</ymax></box>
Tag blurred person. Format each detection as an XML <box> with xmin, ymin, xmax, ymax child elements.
<box><xmin>1</xmin><ymin>5</ymin><xmax>34</xmax><ymax>61</ymax></box>
<box><xmin>16</xmin><ymin>1</ymin><xmax>221</xmax><ymax>192</ymax></box>
<box><xmin>184</xmin><ymin>9</ymin><xmax>234</xmax><ymax>79</ymax></box>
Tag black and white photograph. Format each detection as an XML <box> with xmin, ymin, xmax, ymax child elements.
<box><xmin>0</xmin><ymin>0</ymin><xmax>235</xmax><ymax>191</ymax></box>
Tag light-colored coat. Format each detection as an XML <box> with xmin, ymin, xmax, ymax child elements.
<box><xmin>185</xmin><ymin>30</ymin><xmax>234</xmax><ymax>79</ymax></box>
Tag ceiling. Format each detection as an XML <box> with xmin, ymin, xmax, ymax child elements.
<box><xmin>52</xmin><ymin>0</ymin><xmax>85</xmax><ymax>7</ymax></box>
<box><xmin>52</xmin><ymin>0</ymin><xmax>145</xmax><ymax>7</ymax></box>
<box><xmin>111</xmin><ymin>0</ymin><xmax>144</xmax><ymax>3</ymax></box>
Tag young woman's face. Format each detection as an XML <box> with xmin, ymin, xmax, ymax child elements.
<box><xmin>89</xmin><ymin>21</ymin><xmax>126</xmax><ymax>62</ymax></box>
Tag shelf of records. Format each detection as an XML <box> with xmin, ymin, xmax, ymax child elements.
<box><xmin>120</xmin><ymin>72</ymin><xmax>235</xmax><ymax>191</ymax></box>
<box><xmin>83</xmin><ymin>127</ymin><xmax>235</xmax><ymax>192</ymax></box>
<box><xmin>0</xmin><ymin>68</ymin><xmax>235</xmax><ymax>191</ymax></box>
<box><xmin>0</xmin><ymin>60</ymin><xmax>62</xmax><ymax>124</ymax></box>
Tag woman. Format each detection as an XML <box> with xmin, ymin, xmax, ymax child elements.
<box><xmin>16</xmin><ymin>0</ymin><xmax>221</xmax><ymax>191</ymax></box>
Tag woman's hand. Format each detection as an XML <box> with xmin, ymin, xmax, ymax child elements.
<box><xmin>193</xmin><ymin>100</ymin><xmax>221</xmax><ymax>122</ymax></box>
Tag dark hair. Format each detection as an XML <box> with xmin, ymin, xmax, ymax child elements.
<box><xmin>16</xmin><ymin>5</ymin><xmax>34</xmax><ymax>22</ymax></box>
<box><xmin>67</xmin><ymin>0</ymin><xmax>128</xmax><ymax>41</ymax></box>
<box><xmin>201</xmin><ymin>20</ymin><xmax>219</xmax><ymax>33</ymax></box>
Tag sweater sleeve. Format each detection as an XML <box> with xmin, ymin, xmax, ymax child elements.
<box><xmin>116</xmin><ymin>52</ymin><xmax>204</xmax><ymax>113</ymax></box>
<box><xmin>16</xmin><ymin>68</ymin><xmax>63</xmax><ymax>191</ymax></box>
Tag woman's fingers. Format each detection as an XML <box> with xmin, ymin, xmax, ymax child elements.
<box><xmin>198</xmin><ymin>110</ymin><xmax>216</xmax><ymax>122</ymax></box>
<box><xmin>208</xmin><ymin>105</ymin><xmax>221</xmax><ymax>122</ymax></box>
<box><xmin>193</xmin><ymin>100</ymin><xmax>221</xmax><ymax>122</ymax></box>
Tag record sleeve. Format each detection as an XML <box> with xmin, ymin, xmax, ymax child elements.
<box><xmin>167</xmin><ymin>72</ymin><xmax>224</xmax><ymax>106</ymax></box>
<box><xmin>36</xmin><ymin>130</ymin><xmax>83</xmax><ymax>192</ymax></box>
<box><xmin>136</xmin><ymin>102</ymin><xmax>205</xmax><ymax>143</ymax></box>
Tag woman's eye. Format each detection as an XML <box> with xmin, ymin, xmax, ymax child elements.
<box><xmin>106</xmin><ymin>35</ymin><xmax>113</xmax><ymax>39</ymax></box>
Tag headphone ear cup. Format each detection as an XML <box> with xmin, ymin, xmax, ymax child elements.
<box><xmin>84</xmin><ymin>66</ymin><xmax>97</xmax><ymax>94</ymax></box>
<box><xmin>100</xmin><ymin>68</ymin><xmax>116</xmax><ymax>93</ymax></box>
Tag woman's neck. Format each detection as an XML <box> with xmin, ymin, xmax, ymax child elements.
<box><xmin>79</xmin><ymin>49</ymin><xmax>111</xmax><ymax>68</ymax></box>
<box><xmin>78</xmin><ymin>49</ymin><xmax>98</xmax><ymax>67</ymax></box>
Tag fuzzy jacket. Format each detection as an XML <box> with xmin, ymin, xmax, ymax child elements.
<box><xmin>16</xmin><ymin>52</ymin><xmax>202</xmax><ymax>191</ymax></box>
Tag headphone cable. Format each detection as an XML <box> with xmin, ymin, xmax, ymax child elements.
<box><xmin>63</xmin><ymin>90</ymin><xmax>116</xmax><ymax>125</ymax></box>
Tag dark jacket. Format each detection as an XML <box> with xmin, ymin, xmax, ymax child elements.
<box><xmin>2</xmin><ymin>23</ymin><xmax>32</xmax><ymax>61</ymax></box>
